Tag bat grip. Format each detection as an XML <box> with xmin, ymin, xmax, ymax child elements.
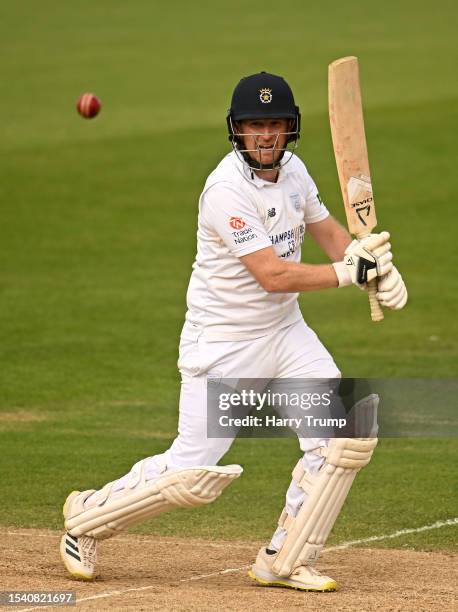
<box><xmin>357</xmin><ymin>231</ymin><xmax>384</xmax><ymax>322</ymax></box>
<box><xmin>367</xmin><ymin>279</ymin><xmax>384</xmax><ymax>322</ymax></box>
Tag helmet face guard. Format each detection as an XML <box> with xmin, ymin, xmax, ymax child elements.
<box><xmin>227</xmin><ymin>71</ymin><xmax>301</xmax><ymax>171</ymax></box>
<box><xmin>227</xmin><ymin>116</ymin><xmax>300</xmax><ymax>171</ymax></box>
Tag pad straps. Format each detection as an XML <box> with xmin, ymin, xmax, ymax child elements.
<box><xmin>272</xmin><ymin>437</ymin><xmax>377</xmax><ymax>577</ymax></box>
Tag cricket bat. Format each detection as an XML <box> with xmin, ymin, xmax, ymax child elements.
<box><xmin>328</xmin><ymin>56</ymin><xmax>384</xmax><ymax>322</ymax></box>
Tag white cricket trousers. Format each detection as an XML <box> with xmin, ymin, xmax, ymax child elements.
<box><xmin>166</xmin><ymin>318</ymin><xmax>340</xmax><ymax>465</ymax></box>
<box><xmin>106</xmin><ymin>318</ymin><xmax>340</xmax><ymax>551</ymax></box>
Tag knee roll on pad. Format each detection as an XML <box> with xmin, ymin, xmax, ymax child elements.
<box><xmin>65</xmin><ymin>462</ymin><xmax>243</xmax><ymax>539</ymax></box>
<box><xmin>272</xmin><ymin>436</ymin><xmax>377</xmax><ymax>577</ymax></box>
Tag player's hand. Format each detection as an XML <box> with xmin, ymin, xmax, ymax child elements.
<box><xmin>376</xmin><ymin>265</ymin><xmax>407</xmax><ymax>310</ymax></box>
<box><xmin>344</xmin><ymin>231</ymin><xmax>393</xmax><ymax>286</ymax></box>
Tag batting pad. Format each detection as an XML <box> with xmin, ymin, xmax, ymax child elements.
<box><xmin>64</xmin><ymin>463</ymin><xmax>243</xmax><ymax>539</ymax></box>
<box><xmin>272</xmin><ymin>436</ymin><xmax>377</xmax><ymax>577</ymax></box>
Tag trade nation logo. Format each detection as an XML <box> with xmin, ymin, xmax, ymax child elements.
<box><xmin>259</xmin><ymin>88</ymin><xmax>272</xmax><ymax>103</ymax></box>
<box><xmin>229</xmin><ymin>217</ymin><xmax>246</xmax><ymax>230</ymax></box>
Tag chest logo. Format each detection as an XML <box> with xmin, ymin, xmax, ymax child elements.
<box><xmin>267</xmin><ymin>208</ymin><xmax>276</xmax><ymax>218</ymax></box>
<box><xmin>259</xmin><ymin>88</ymin><xmax>272</xmax><ymax>103</ymax></box>
<box><xmin>229</xmin><ymin>217</ymin><xmax>246</xmax><ymax>230</ymax></box>
<box><xmin>289</xmin><ymin>193</ymin><xmax>301</xmax><ymax>211</ymax></box>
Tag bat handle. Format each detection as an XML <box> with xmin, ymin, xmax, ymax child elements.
<box><xmin>367</xmin><ymin>279</ymin><xmax>384</xmax><ymax>321</ymax></box>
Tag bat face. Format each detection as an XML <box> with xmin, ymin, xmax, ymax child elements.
<box><xmin>328</xmin><ymin>56</ymin><xmax>377</xmax><ymax>237</ymax></box>
<box><xmin>329</xmin><ymin>55</ymin><xmax>384</xmax><ymax>322</ymax></box>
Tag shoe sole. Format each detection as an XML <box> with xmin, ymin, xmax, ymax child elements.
<box><xmin>247</xmin><ymin>569</ymin><xmax>338</xmax><ymax>592</ymax></box>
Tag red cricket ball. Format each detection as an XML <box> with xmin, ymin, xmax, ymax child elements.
<box><xmin>76</xmin><ymin>93</ymin><xmax>101</xmax><ymax>119</ymax></box>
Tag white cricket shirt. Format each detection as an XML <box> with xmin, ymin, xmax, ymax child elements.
<box><xmin>184</xmin><ymin>151</ymin><xmax>329</xmax><ymax>341</ymax></box>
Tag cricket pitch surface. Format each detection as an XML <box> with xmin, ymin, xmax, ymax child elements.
<box><xmin>2</xmin><ymin>529</ymin><xmax>456</xmax><ymax>611</ymax></box>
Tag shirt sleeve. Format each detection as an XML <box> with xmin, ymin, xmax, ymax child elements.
<box><xmin>200</xmin><ymin>182</ymin><xmax>273</xmax><ymax>257</ymax></box>
<box><xmin>302</xmin><ymin>165</ymin><xmax>330</xmax><ymax>224</ymax></box>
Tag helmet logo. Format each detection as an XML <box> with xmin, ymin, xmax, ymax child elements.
<box><xmin>259</xmin><ymin>88</ymin><xmax>272</xmax><ymax>104</ymax></box>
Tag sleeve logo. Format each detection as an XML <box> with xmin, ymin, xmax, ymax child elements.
<box><xmin>229</xmin><ymin>217</ymin><xmax>246</xmax><ymax>230</ymax></box>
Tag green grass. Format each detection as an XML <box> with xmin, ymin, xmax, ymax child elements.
<box><xmin>1</xmin><ymin>413</ymin><xmax>457</xmax><ymax>551</ymax></box>
<box><xmin>1</xmin><ymin>0</ymin><xmax>457</xmax><ymax>552</ymax></box>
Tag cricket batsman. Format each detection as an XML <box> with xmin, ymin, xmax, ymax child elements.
<box><xmin>60</xmin><ymin>72</ymin><xmax>407</xmax><ymax>590</ymax></box>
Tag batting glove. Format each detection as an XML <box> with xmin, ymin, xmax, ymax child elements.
<box><xmin>333</xmin><ymin>231</ymin><xmax>393</xmax><ymax>288</ymax></box>
<box><xmin>376</xmin><ymin>265</ymin><xmax>408</xmax><ymax>310</ymax></box>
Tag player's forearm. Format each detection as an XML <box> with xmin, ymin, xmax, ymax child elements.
<box><xmin>306</xmin><ymin>216</ymin><xmax>352</xmax><ymax>262</ymax></box>
<box><xmin>321</xmin><ymin>228</ymin><xmax>352</xmax><ymax>262</ymax></box>
<box><xmin>264</xmin><ymin>261</ymin><xmax>338</xmax><ymax>293</ymax></box>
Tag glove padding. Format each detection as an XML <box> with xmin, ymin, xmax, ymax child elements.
<box><xmin>376</xmin><ymin>265</ymin><xmax>408</xmax><ymax>310</ymax></box>
<box><xmin>344</xmin><ymin>231</ymin><xmax>393</xmax><ymax>285</ymax></box>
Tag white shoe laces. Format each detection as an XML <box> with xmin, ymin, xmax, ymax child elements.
<box><xmin>79</xmin><ymin>536</ymin><xmax>97</xmax><ymax>566</ymax></box>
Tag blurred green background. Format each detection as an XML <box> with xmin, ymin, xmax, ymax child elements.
<box><xmin>1</xmin><ymin>1</ymin><xmax>457</xmax><ymax>550</ymax></box>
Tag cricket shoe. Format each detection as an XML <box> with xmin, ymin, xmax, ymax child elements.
<box><xmin>248</xmin><ymin>546</ymin><xmax>337</xmax><ymax>592</ymax></box>
<box><xmin>60</xmin><ymin>490</ymin><xmax>97</xmax><ymax>580</ymax></box>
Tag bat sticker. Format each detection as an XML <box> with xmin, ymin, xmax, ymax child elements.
<box><xmin>347</xmin><ymin>176</ymin><xmax>374</xmax><ymax>226</ymax></box>
<box><xmin>355</xmin><ymin>204</ymin><xmax>371</xmax><ymax>225</ymax></box>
